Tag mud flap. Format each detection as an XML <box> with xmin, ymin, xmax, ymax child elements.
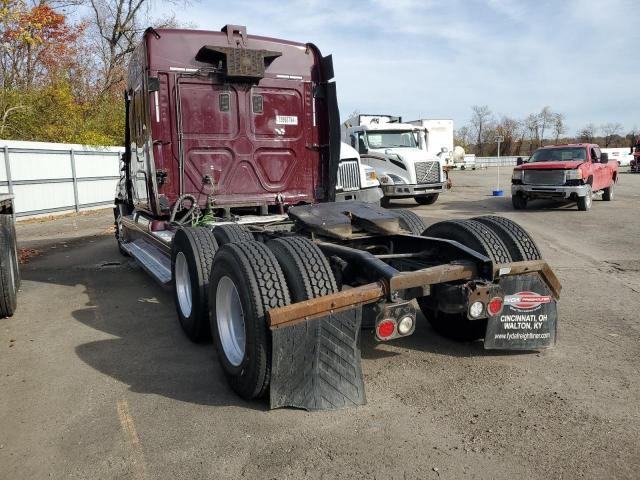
<box><xmin>270</xmin><ymin>306</ymin><xmax>366</xmax><ymax>411</ymax></box>
<box><xmin>484</xmin><ymin>273</ymin><xmax>558</xmax><ymax>350</ymax></box>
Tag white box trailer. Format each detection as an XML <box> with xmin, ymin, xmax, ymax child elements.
<box><xmin>601</xmin><ymin>147</ymin><xmax>634</xmax><ymax>167</ymax></box>
<box><xmin>407</xmin><ymin>119</ymin><xmax>454</xmax><ymax>163</ymax></box>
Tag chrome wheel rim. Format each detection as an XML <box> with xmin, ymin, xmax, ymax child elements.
<box><xmin>8</xmin><ymin>247</ymin><xmax>15</xmax><ymax>290</ymax></box>
<box><xmin>175</xmin><ymin>252</ymin><xmax>192</xmax><ymax>317</ymax></box>
<box><xmin>216</xmin><ymin>275</ymin><xmax>246</xmax><ymax>367</ymax></box>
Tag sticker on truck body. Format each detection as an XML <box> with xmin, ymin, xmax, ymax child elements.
<box><xmin>276</xmin><ymin>115</ymin><xmax>298</xmax><ymax>125</ymax></box>
<box><xmin>484</xmin><ymin>274</ymin><xmax>557</xmax><ymax>350</ymax></box>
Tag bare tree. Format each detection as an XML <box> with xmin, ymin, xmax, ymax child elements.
<box><xmin>538</xmin><ymin>106</ymin><xmax>554</xmax><ymax>146</ymax></box>
<box><xmin>524</xmin><ymin>114</ymin><xmax>540</xmax><ymax>152</ymax></box>
<box><xmin>578</xmin><ymin>123</ymin><xmax>597</xmax><ymax>143</ymax></box>
<box><xmin>85</xmin><ymin>0</ymin><xmax>183</xmax><ymax>93</ymax></box>
<box><xmin>601</xmin><ymin>122</ymin><xmax>623</xmax><ymax>147</ymax></box>
<box><xmin>470</xmin><ymin>105</ymin><xmax>492</xmax><ymax>156</ymax></box>
<box><xmin>552</xmin><ymin>113</ymin><xmax>567</xmax><ymax>144</ymax></box>
<box><xmin>454</xmin><ymin>125</ymin><xmax>472</xmax><ymax>150</ymax></box>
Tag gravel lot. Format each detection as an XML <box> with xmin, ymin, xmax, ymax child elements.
<box><xmin>1</xmin><ymin>168</ymin><xmax>639</xmax><ymax>479</ymax></box>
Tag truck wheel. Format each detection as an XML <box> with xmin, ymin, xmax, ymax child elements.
<box><xmin>577</xmin><ymin>186</ymin><xmax>592</xmax><ymax>211</ymax></box>
<box><xmin>171</xmin><ymin>227</ymin><xmax>219</xmax><ymax>342</ymax></box>
<box><xmin>422</xmin><ymin>219</ymin><xmax>512</xmax><ymax>264</ymax></box>
<box><xmin>415</xmin><ymin>194</ymin><xmax>439</xmax><ymax>205</ymax></box>
<box><xmin>209</xmin><ymin>241</ymin><xmax>290</xmax><ymax>399</ymax></box>
<box><xmin>0</xmin><ymin>225</ymin><xmax>18</xmax><ymax>317</ymax></box>
<box><xmin>602</xmin><ymin>182</ymin><xmax>614</xmax><ymax>201</ymax></box>
<box><xmin>211</xmin><ymin>224</ymin><xmax>253</xmax><ymax>245</ymax></box>
<box><xmin>267</xmin><ymin>236</ymin><xmax>337</xmax><ymax>300</ymax></box>
<box><xmin>472</xmin><ymin>216</ymin><xmax>542</xmax><ymax>261</ymax></box>
<box><xmin>380</xmin><ymin>197</ymin><xmax>391</xmax><ymax>208</ymax></box>
<box><xmin>418</xmin><ymin>220</ymin><xmax>513</xmax><ymax>341</ymax></box>
<box><xmin>0</xmin><ymin>214</ymin><xmax>20</xmax><ymax>289</ymax></box>
<box><xmin>512</xmin><ymin>194</ymin><xmax>527</xmax><ymax>210</ymax></box>
<box><xmin>394</xmin><ymin>209</ymin><xmax>428</xmax><ymax>235</ymax></box>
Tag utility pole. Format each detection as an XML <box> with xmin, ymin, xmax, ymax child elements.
<box><xmin>492</xmin><ymin>135</ymin><xmax>504</xmax><ymax>195</ymax></box>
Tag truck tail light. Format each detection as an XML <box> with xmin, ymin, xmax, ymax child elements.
<box><xmin>487</xmin><ymin>297</ymin><xmax>504</xmax><ymax>316</ymax></box>
<box><xmin>377</xmin><ymin>320</ymin><xmax>395</xmax><ymax>339</ymax></box>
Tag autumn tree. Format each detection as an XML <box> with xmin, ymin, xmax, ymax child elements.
<box><xmin>0</xmin><ymin>0</ymin><xmax>85</xmax><ymax>88</ymax></box>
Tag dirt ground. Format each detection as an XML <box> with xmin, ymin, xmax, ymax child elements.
<box><xmin>1</xmin><ymin>168</ymin><xmax>639</xmax><ymax>479</ymax></box>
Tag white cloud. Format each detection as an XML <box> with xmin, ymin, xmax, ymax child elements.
<box><xmin>159</xmin><ymin>0</ymin><xmax>640</xmax><ymax>132</ymax></box>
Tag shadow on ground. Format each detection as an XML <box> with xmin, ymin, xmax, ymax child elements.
<box><xmin>21</xmin><ymin>235</ymin><xmax>265</xmax><ymax>410</ymax></box>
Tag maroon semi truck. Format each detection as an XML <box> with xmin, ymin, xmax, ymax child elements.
<box><xmin>115</xmin><ymin>25</ymin><xmax>561</xmax><ymax>410</ymax></box>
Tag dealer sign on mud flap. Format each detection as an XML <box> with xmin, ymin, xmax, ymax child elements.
<box><xmin>484</xmin><ymin>273</ymin><xmax>558</xmax><ymax>350</ymax></box>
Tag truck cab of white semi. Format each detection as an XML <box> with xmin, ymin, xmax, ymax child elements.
<box><xmin>342</xmin><ymin>114</ymin><xmax>446</xmax><ymax>206</ymax></box>
<box><xmin>335</xmin><ymin>142</ymin><xmax>383</xmax><ymax>203</ymax></box>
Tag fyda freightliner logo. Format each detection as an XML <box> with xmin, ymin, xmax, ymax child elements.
<box><xmin>504</xmin><ymin>291</ymin><xmax>551</xmax><ymax>312</ymax></box>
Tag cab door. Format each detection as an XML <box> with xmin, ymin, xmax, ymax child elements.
<box><xmin>590</xmin><ymin>146</ymin><xmax>605</xmax><ymax>190</ymax></box>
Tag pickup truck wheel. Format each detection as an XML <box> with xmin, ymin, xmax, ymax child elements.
<box><xmin>394</xmin><ymin>209</ymin><xmax>428</xmax><ymax>235</ymax></box>
<box><xmin>0</xmin><ymin>225</ymin><xmax>18</xmax><ymax>317</ymax></box>
<box><xmin>211</xmin><ymin>224</ymin><xmax>253</xmax><ymax>245</ymax></box>
<box><xmin>577</xmin><ymin>186</ymin><xmax>592</xmax><ymax>211</ymax></box>
<box><xmin>267</xmin><ymin>236</ymin><xmax>337</xmax><ymax>301</ymax></box>
<box><xmin>418</xmin><ymin>219</ymin><xmax>513</xmax><ymax>341</ymax></box>
<box><xmin>512</xmin><ymin>194</ymin><xmax>527</xmax><ymax>210</ymax></box>
<box><xmin>0</xmin><ymin>214</ymin><xmax>20</xmax><ymax>289</ymax></box>
<box><xmin>602</xmin><ymin>182</ymin><xmax>614</xmax><ymax>201</ymax></box>
<box><xmin>473</xmin><ymin>215</ymin><xmax>542</xmax><ymax>261</ymax></box>
<box><xmin>415</xmin><ymin>194</ymin><xmax>439</xmax><ymax>205</ymax></box>
<box><xmin>209</xmin><ymin>241</ymin><xmax>290</xmax><ymax>400</ymax></box>
<box><xmin>171</xmin><ymin>227</ymin><xmax>219</xmax><ymax>342</ymax></box>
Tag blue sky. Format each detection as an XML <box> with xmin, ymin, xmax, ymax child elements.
<box><xmin>161</xmin><ymin>0</ymin><xmax>640</xmax><ymax>134</ymax></box>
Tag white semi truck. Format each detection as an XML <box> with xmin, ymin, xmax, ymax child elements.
<box><xmin>335</xmin><ymin>142</ymin><xmax>383</xmax><ymax>203</ymax></box>
<box><xmin>342</xmin><ymin>114</ymin><xmax>447</xmax><ymax>206</ymax></box>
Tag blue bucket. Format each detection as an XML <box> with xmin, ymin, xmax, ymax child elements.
<box><xmin>492</xmin><ymin>189</ymin><xmax>504</xmax><ymax>197</ymax></box>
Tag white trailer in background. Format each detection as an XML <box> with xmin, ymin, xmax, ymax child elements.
<box><xmin>407</xmin><ymin>119</ymin><xmax>454</xmax><ymax>166</ymax></box>
<box><xmin>600</xmin><ymin>147</ymin><xmax>634</xmax><ymax>167</ymax></box>
<box><xmin>341</xmin><ymin>114</ymin><xmax>446</xmax><ymax>206</ymax></box>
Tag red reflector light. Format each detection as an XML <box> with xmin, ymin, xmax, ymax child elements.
<box><xmin>487</xmin><ymin>297</ymin><xmax>503</xmax><ymax>316</ymax></box>
<box><xmin>377</xmin><ymin>320</ymin><xmax>395</xmax><ymax>338</ymax></box>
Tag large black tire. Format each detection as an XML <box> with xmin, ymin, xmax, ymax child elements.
<box><xmin>0</xmin><ymin>214</ymin><xmax>20</xmax><ymax>289</ymax></box>
<box><xmin>422</xmin><ymin>219</ymin><xmax>512</xmax><ymax>264</ymax></box>
<box><xmin>380</xmin><ymin>197</ymin><xmax>391</xmax><ymax>208</ymax></box>
<box><xmin>211</xmin><ymin>224</ymin><xmax>253</xmax><ymax>246</ymax></box>
<box><xmin>0</xmin><ymin>225</ymin><xmax>18</xmax><ymax>317</ymax></box>
<box><xmin>577</xmin><ymin>185</ymin><xmax>593</xmax><ymax>211</ymax></box>
<box><xmin>419</xmin><ymin>219</ymin><xmax>513</xmax><ymax>341</ymax></box>
<box><xmin>394</xmin><ymin>209</ymin><xmax>428</xmax><ymax>235</ymax></box>
<box><xmin>171</xmin><ymin>227</ymin><xmax>219</xmax><ymax>342</ymax></box>
<box><xmin>415</xmin><ymin>194</ymin><xmax>439</xmax><ymax>205</ymax></box>
<box><xmin>512</xmin><ymin>194</ymin><xmax>527</xmax><ymax>210</ymax></box>
<box><xmin>209</xmin><ymin>241</ymin><xmax>290</xmax><ymax>399</ymax></box>
<box><xmin>473</xmin><ymin>215</ymin><xmax>542</xmax><ymax>261</ymax></box>
<box><xmin>266</xmin><ymin>236</ymin><xmax>337</xmax><ymax>301</ymax></box>
<box><xmin>602</xmin><ymin>181</ymin><xmax>614</xmax><ymax>201</ymax></box>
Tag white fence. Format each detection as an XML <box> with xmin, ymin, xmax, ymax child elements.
<box><xmin>474</xmin><ymin>156</ymin><xmax>521</xmax><ymax>167</ymax></box>
<box><xmin>0</xmin><ymin>140</ymin><xmax>123</xmax><ymax>218</ymax></box>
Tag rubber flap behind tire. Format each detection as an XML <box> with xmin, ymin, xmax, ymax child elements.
<box><xmin>267</xmin><ymin>236</ymin><xmax>366</xmax><ymax>410</ymax></box>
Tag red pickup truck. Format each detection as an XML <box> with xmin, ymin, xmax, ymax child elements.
<box><xmin>511</xmin><ymin>143</ymin><xmax>618</xmax><ymax>211</ymax></box>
